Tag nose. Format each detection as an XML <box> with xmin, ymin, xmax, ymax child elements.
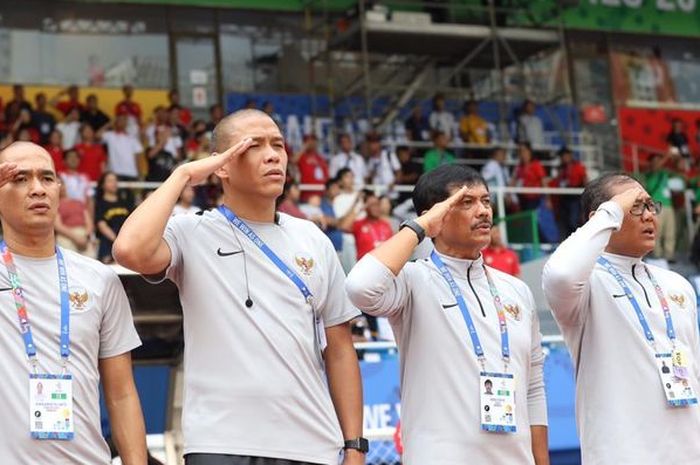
<box><xmin>28</xmin><ymin>176</ymin><xmax>47</xmax><ymax>197</ymax></box>
<box><xmin>263</xmin><ymin>143</ymin><xmax>283</xmax><ymax>165</ymax></box>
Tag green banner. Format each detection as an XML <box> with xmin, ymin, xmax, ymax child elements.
<box><xmin>77</xmin><ymin>0</ymin><xmax>356</xmax><ymax>12</ymax></box>
<box><xmin>525</xmin><ymin>0</ymin><xmax>700</xmax><ymax>37</ymax></box>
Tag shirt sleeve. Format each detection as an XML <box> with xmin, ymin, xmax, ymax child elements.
<box><xmin>142</xmin><ymin>215</ymin><xmax>185</xmax><ymax>285</ymax></box>
<box><xmin>390</xmin><ymin>152</ymin><xmax>401</xmax><ymax>172</ymax></box>
<box><xmin>318</xmin><ymin>233</ymin><xmax>361</xmax><ymax>327</ymax></box>
<box><xmin>345</xmin><ymin>253</ymin><xmax>412</xmax><ymax>318</ymax></box>
<box><xmin>526</xmin><ymin>285</ymin><xmax>548</xmax><ymax>426</ymax></box>
<box><xmin>98</xmin><ymin>267</ymin><xmax>142</xmax><ymax>359</ymax></box>
<box><xmin>132</xmin><ymin>137</ymin><xmax>144</xmax><ymax>154</ymax></box>
<box><xmin>542</xmin><ymin>201</ymin><xmax>623</xmax><ymax>327</ymax></box>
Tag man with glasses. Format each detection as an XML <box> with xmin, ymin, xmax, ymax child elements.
<box><xmin>543</xmin><ymin>173</ymin><xmax>700</xmax><ymax>465</ymax></box>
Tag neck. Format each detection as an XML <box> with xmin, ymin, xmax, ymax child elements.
<box><xmin>179</xmin><ymin>199</ymin><xmax>192</xmax><ymax>208</ymax></box>
<box><xmin>604</xmin><ymin>245</ymin><xmax>645</xmax><ymax>259</ymax></box>
<box><xmin>2</xmin><ymin>225</ymin><xmax>56</xmax><ymax>258</ymax></box>
<box><xmin>222</xmin><ymin>190</ymin><xmax>277</xmax><ymax>223</ymax></box>
<box><xmin>435</xmin><ymin>241</ymin><xmax>482</xmax><ymax>260</ymax></box>
<box><xmin>104</xmin><ymin>192</ymin><xmax>118</xmax><ymax>201</ymax></box>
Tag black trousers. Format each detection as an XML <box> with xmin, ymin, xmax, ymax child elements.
<box><xmin>184</xmin><ymin>454</ymin><xmax>324</xmax><ymax>465</ymax></box>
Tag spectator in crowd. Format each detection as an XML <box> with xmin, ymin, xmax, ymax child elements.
<box><xmin>643</xmin><ymin>151</ymin><xmax>676</xmax><ymax>261</ymax></box>
<box><xmin>423</xmin><ymin>130</ymin><xmax>455</xmax><ymax>173</ymax></box>
<box><xmin>146</xmin><ymin>106</ymin><xmax>168</xmax><ymax>146</ymax></box>
<box><xmin>276</xmin><ymin>181</ymin><xmax>307</xmax><ymax>219</ymax></box>
<box><xmin>14</xmin><ymin>127</ymin><xmax>33</xmax><ymax>143</ymax></box>
<box><xmin>81</xmin><ymin>94</ymin><xmax>110</xmax><ymax>133</ymax></box>
<box><xmin>75</xmin><ymin>123</ymin><xmax>107</xmax><ymax>182</ymax></box>
<box><xmin>166</xmin><ymin>106</ymin><xmax>186</xmax><ymax>159</ymax></box>
<box><xmin>395</xmin><ymin>145</ymin><xmax>422</xmax><ymax>204</ymax></box>
<box><xmin>186</xmin><ymin>120</ymin><xmax>207</xmax><ymax>154</ymax></box>
<box><xmin>263</xmin><ymin>101</ymin><xmax>283</xmax><ymax>129</ymax></box>
<box><xmin>329</xmin><ymin>133</ymin><xmax>366</xmax><ymax>188</ymax></box>
<box><xmin>146</xmin><ymin>125</ymin><xmax>179</xmax><ymax>182</ymax></box>
<box><xmin>666</xmin><ymin>118</ymin><xmax>690</xmax><ymax>159</ymax></box>
<box><xmin>44</xmin><ymin>129</ymin><xmax>65</xmax><ymax>173</ymax></box>
<box><xmin>379</xmin><ymin>195</ymin><xmax>400</xmax><ymax>231</ymax></box>
<box><xmin>187</xmin><ymin>130</ymin><xmax>211</xmax><ymax>161</ymax></box>
<box><xmin>481</xmin><ymin>147</ymin><xmax>511</xmax><ymax>201</ymax></box>
<box><xmin>102</xmin><ymin>114</ymin><xmax>144</xmax><ymax>181</ymax></box>
<box><xmin>172</xmin><ymin>185</ymin><xmax>200</xmax><ymax>216</ymax></box>
<box><xmin>51</xmin><ymin>84</ymin><xmax>84</xmax><ymax>116</ymax></box>
<box><xmin>60</xmin><ymin>149</ymin><xmax>93</xmax><ymax>205</ymax></box>
<box><xmin>555</xmin><ymin>147</ymin><xmax>588</xmax><ymax>238</ymax></box>
<box><xmin>4</xmin><ymin>84</ymin><xmax>32</xmax><ymax>126</ymax></box>
<box><xmin>294</xmin><ymin>134</ymin><xmax>329</xmax><ymax>202</ymax></box>
<box><xmin>55</xmin><ymin>182</ymin><xmax>94</xmax><ymax>256</ymax></box>
<box><xmin>517</xmin><ymin>99</ymin><xmax>544</xmax><ymax>147</ymax></box>
<box><xmin>512</xmin><ymin>142</ymin><xmax>547</xmax><ymax>211</ymax></box>
<box><xmin>115</xmin><ymin>84</ymin><xmax>142</xmax><ymax>138</ymax></box>
<box><xmin>31</xmin><ymin>92</ymin><xmax>56</xmax><ymax>144</ymax></box>
<box><xmin>57</xmin><ymin>107</ymin><xmax>82</xmax><ymax>150</ymax></box>
<box><xmin>320</xmin><ymin>177</ymin><xmax>345</xmax><ymax>254</ymax></box>
<box><xmin>366</xmin><ymin>132</ymin><xmax>401</xmax><ymax>190</ymax></box>
<box><xmin>459</xmin><ymin>99</ymin><xmax>490</xmax><ymax>145</ymax></box>
<box><xmin>482</xmin><ymin>225</ymin><xmax>520</xmax><ymax>277</ymax></box>
<box><xmin>244</xmin><ymin>98</ymin><xmax>256</xmax><ymax>109</ymax></box>
<box><xmin>95</xmin><ymin>171</ymin><xmax>131</xmax><ymax>264</ymax></box>
<box><xmin>405</xmin><ymin>104</ymin><xmax>430</xmax><ymax>142</ymax></box>
<box><xmin>206</xmin><ymin>103</ymin><xmax>224</xmax><ymax>132</ymax></box>
<box><xmin>10</xmin><ymin>108</ymin><xmax>39</xmax><ymax>144</ymax></box>
<box><xmin>334</xmin><ymin>168</ymin><xmax>363</xmax><ymax>272</ymax></box>
<box><xmin>168</xmin><ymin>89</ymin><xmax>192</xmax><ymax>127</ymax></box>
<box><xmin>428</xmin><ymin>93</ymin><xmax>455</xmax><ymax>141</ymax></box>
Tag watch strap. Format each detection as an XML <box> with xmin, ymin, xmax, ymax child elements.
<box><xmin>344</xmin><ymin>437</ymin><xmax>369</xmax><ymax>453</ymax></box>
<box><xmin>400</xmin><ymin>219</ymin><xmax>426</xmax><ymax>243</ymax></box>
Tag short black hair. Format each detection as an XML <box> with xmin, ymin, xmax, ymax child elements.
<box><xmin>325</xmin><ymin>178</ymin><xmax>339</xmax><ymax>190</ymax></box>
<box><xmin>413</xmin><ymin>164</ymin><xmax>487</xmax><ymax>215</ymax></box>
<box><xmin>580</xmin><ymin>172</ymin><xmax>637</xmax><ymax>218</ymax></box>
<box><xmin>336</xmin><ymin>167</ymin><xmax>353</xmax><ymax>179</ymax></box>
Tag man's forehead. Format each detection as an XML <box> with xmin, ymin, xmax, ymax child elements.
<box><xmin>448</xmin><ymin>183</ymin><xmax>488</xmax><ymax>196</ymax></box>
<box><xmin>1</xmin><ymin>144</ymin><xmax>54</xmax><ymax>172</ymax></box>
<box><xmin>608</xmin><ymin>180</ymin><xmax>645</xmax><ymax>197</ymax></box>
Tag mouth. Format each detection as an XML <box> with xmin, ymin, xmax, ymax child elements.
<box><xmin>28</xmin><ymin>203</ymin><xmax>51</xmax><ymax>214</ymax></box>
<box><xmin>642</xmin><ymin>226</ymin><xmax>655</xmax><ymax>239</ymax></box>
<box><xmin>472</xmin><ymin>222</ymin><xmax>492</xmax><ymax>232</ymax></box>
<box><xmin>264</xmin><ymin>169</ymin><xmax>286</xmax><ymax>180</ymax></box>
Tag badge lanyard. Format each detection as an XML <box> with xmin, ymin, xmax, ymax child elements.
<box><xmin>0</xmin><ymin>241</ymin><xmax>71</xmax><ymax>372</ymax></box>
<box><xmin>430</xmin><ymin>251</ymin><xmax>510</xmax><ymax>371</ymax></box>
<box><xmin>217</xmin><ymin>206</ymin><xmax>325</xmax><ymax>366</ymax></box>
<box><xmin>597</xmin><ymin>256</ymin><xmax>676</xmax><ymax>351</ymax></box>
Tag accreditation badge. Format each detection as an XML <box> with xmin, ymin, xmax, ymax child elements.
<box><xmin>479</xmin><ymin>372</ymin><xmax>516</xmax><ymax>433</ymax></box>
<box><xmin>29</xmin><ymin>374</ymin><xmax>74</xmax><ymax>440</ymax></box>
<box><xmin>655</xmin><ymin>353</ymin><xmax>698</xmax><ymax>407</ymax></box>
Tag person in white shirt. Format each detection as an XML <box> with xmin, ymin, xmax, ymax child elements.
<box><xmin>517</xmin><ymin>100</ymin><xmax>545</xmax><ymax>148</ymax></box>
<box><xmin>346</xmin><ymin>164</ymin><xmax>549</xmax><ymax>465</ymax></box>
<box><xmin>329</xmin><ymin>133</ymin><xmax>366</xmax><ymax>190</ymax></box>
<box><xmin>56</xmin><ymin>108</ymin><xmax>81</xmax><ymax>150</ymax></box>
<box><xmin>365</xmin><ymin>133</ymin><xmax>400</xmax><ymax>191</ymax></box>
<box><xmin>102</xmin><ymin>114</ymin><xmax>144</xmax><ymax>180</ymax></box>
<box><xmin>0</xmin><ymin>142</ymin><xmax>146</xmax><ymax>464</ymax></box>
<box><xmin>482</xmin><ymin>147</ymin><xmax>517</xmax><ymax>209</ymax></box>
<box><xmin>542</xmin><ymin>173</ymin><xmax>700</xmax><ymax>465</ymax></box>
<box><xmin>428</xmin><ymin>93</ymin><xmax>456</xmax><ymax>141</ymax></box>
<box><xmin>113</xmin><ymin>109</ymin><xmax>366</xmax><ymax>465</ymax></box>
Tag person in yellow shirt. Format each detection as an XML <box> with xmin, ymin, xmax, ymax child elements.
<box><xmin>459</xmin><ymin>100</ymin><xmax>490</xmax><ymax>145</ymax></box>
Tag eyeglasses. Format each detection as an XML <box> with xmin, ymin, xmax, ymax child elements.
<box><xmin>629</xmin><ymin>200</ymin><xmax>662</xmax><ymax>216</ymax></box>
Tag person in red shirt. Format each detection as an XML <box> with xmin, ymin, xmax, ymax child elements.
<box><xmin>351</xmin><ymin>191</ymin><xmax>394</xmax><ymax>260</ymax></box>
<box><xmin>74</xmin><ymin>123</ymin><xmax>107</xmax><ymax>181</ymax></box>
<box><xmin>44</xmin><ymin>129</ymin><xmax>65</xmax><ymax>172</ymax></box>
<box><xmin>276</xmin><ymin>181</ymin><xmax>307</xmax><ymax>219</ymax></box>
<box><xmin>294</xmin><ymin>134</ymin><xmax>329</xmax><ymax>202</ymax></box>
<box><xmin>511</xmin><ymin>142</ymin><xmax>548</xmax><ymax>211</ymax></box>
<box><xmin>481</xmin><ymin>226</ymin><xmax>521</xmax><ymax>277</ymax></box>
<box><xmin>50</xmin><ymin>85</ymin><xmax>85</xmax><ymax>116</ymax></box>
<box><xmin>555</xmin><ymin>146</ymin><xmax>588</xmax><ymax>237</ymax></box>
<box><xmin>168</xmin><ymin>89</ymin><xmax>192</xmax><ymax>127</ymax></box>
<box><xmin>115</xmin><ymin>84</ymin><xmax>142</xmax><ymax>130</ymax></box>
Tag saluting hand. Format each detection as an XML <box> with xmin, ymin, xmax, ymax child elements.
<box><xmin>0</xmin><ymin>162</ymin><xmax>18</xmax><ymax>188</ymax></box>
<box><xmin>415</xmin><ymin>185</ymin><xmax>469</xmax><ymax>238</ymax></box>
<box><xmin>610</xmin><ymin>185</ymin><xmax>646</xmax><ymax>214</ymax></box>
<box><xmin>178</xmin><ymin>137</ymin><xmax>253</xmax><ymax>186</ymax></box>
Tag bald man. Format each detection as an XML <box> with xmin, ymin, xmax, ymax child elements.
<box><xmin>113</xmin><ymin>110</ymin><xmax>365</xmax><ymax>465</ymax></box>
<box><xmin>0</xmin><ymin>142</ymin><xmax>146</xmax><ymax>464</ymax></box>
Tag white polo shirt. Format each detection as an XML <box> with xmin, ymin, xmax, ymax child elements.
<box><xmin>346</xmin><ymin>252</ymin><xmax>547</xmax><ymax>465</ymax></box>
<box><xmin>329</xmin><ymin>151</ymin><xmax>367</xmax><ymax>189</ymax></box>
<box><xmin>542</xmin><ymin>201</ymin><xmax>700</xmax><ymax>465</ymax></box>
<box><xmin>0</xmin><ymin>249</ymin><xmax>141</xmax><ymax>464</ymax></box>
<box><xmin>155</xmin><ymin>210</ymin><xmax>359</xmax><ymax>464</ymax></box>
<box><xmin>103</xmin><ymin>130</ymin><xmax>143</xmax><ymax>178</ymax></box>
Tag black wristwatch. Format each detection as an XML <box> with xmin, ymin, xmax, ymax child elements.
<box><xmin>399</xmin><ymin>219</ymin><xmax>426</xmax><ymax>243</ymax></box>
<box><xmin>344</xmin><ymin>437</ymin><xmax>369</xmax><ymax>453</ymax></box>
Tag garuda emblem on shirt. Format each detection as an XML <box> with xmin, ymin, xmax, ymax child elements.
<box><xmin>69</xmin><ymin>287</ymin><xmax>89</xmax><ymax>311</ymax></box>
<box><xmin>295</xmin><ymin>254</ymin><xmax>315</xmax><ymax>276</ymax></box>
<box><xmin>669</xmin><ymin>293</ymin><xmax>686</xmax><ymax>309</ymax></box>
<box><xmin>504</xmin><ymin>304</ymin><xmax>521</xmax><ymax>321</ymax></box>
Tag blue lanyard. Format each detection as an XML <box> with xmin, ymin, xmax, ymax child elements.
<box><xmin>0</xmin><ymin>241</ymin><xmax>71</xmax><ymax>366</ymax></box>
<box><xmin>597</xmin><ymin>256</ymin><xmax>675</xmax><ymax>346</ymax></box>
<box><xmin>217</xmin><ymin>206</ymin><xmax>313</xmax><ymax>303</ymax></box>
<box><xmin>431</xmin><ymin>251</ymin><xmax>510</xmax><ymax>364</ymax></box>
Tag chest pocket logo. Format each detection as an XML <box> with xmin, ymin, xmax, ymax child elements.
<box><xmin>503</xmin><ymin>303</ymin><xmax>522</xmax><ymax>322</ymax></box>
<box><xmin>668</xmin><ymin>293</ymin><xmax>686</xmax><ymax>310</ymax></box>
<box><xmin>69</xmin><ymin>286</ymin><xmax>92</xmax><ymax>313</ymax></box>
<box><xmin>294</xmin><ymin>254</ymin><xmax>315</xmax><ymax>277</ymax></box>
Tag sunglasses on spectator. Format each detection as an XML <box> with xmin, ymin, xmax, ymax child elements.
<box><xmin>629</xmin><ymin>200</ymin><xmax>662</xmax><ymax>216</ymax></box>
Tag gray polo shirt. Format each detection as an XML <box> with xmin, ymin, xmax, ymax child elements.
<box><xmin>0</xmin><ymin>249</ymin><xmax>141</xmax><ymax>464</ymax></box>
<box><xmin>157</xmin><ymin>210</ymin><xmax>359</xmax><ymax>464</ymax></box>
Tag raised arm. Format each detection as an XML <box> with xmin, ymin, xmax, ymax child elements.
<box><xmin>541</xmin><ymin>186</ymin><xmax>642</xmax><ymax>327</ymax></box>
<box><xmin>113</xmin><ymin>138</ymin><xmax>252</xmax><ymax>274</ymax></box>
<box><xmin>0</xmin><ymin>162</ymin><xmax>19</xmax><ymax>188</ymax></box>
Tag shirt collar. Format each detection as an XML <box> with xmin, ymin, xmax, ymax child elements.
<box><xmin>600</xmin><ymin>251</ymin><xmax>644</xmax><ymax>273</ymax></box>
<box><xmin>434</xmin><ymin>250</ymin><xmax>486</xmax><ymax>279</ymax></box>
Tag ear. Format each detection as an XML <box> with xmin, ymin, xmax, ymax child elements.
<box><xmin>214</xmin><ymin>163</ymin><xmax>229</xmax><ymax>180</ymax></box>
